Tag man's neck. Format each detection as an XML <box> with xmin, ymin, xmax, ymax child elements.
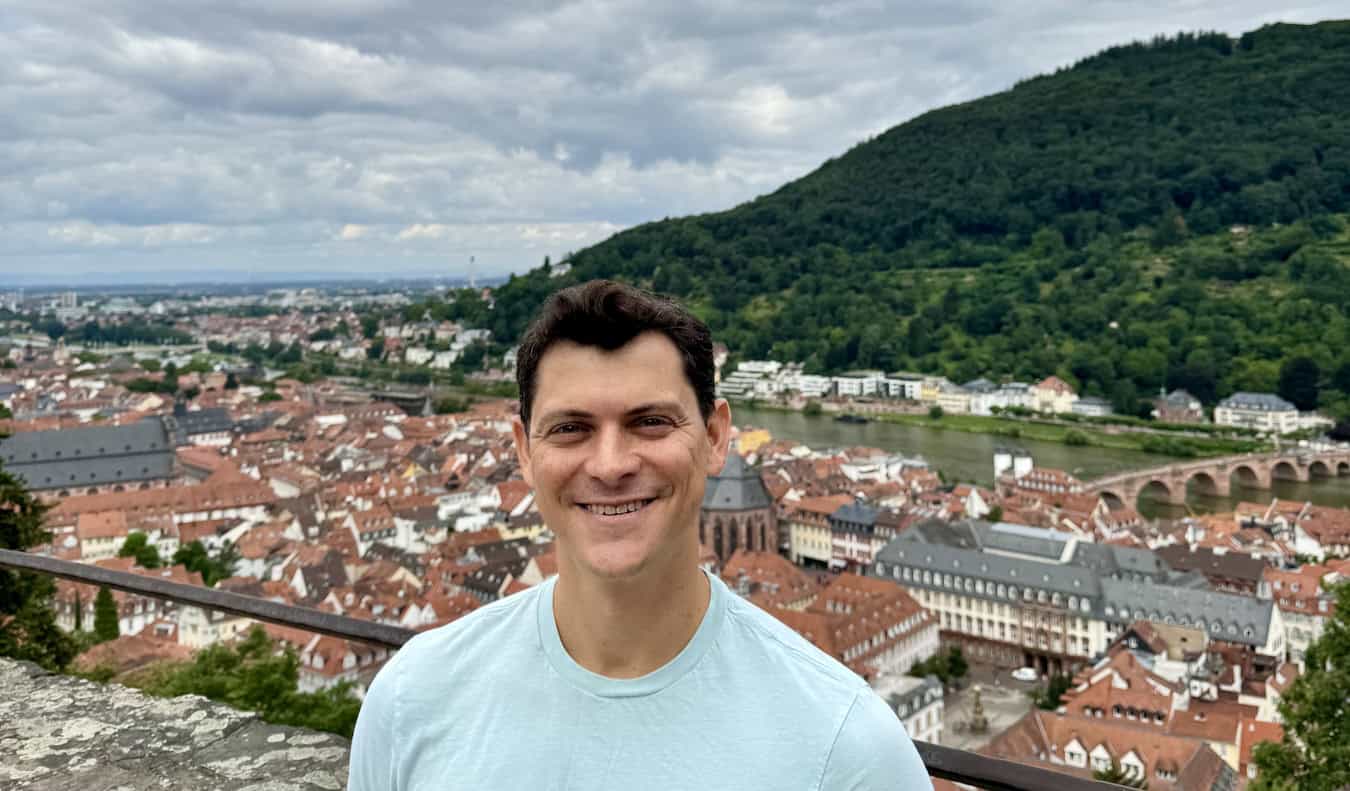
<box><xmin>552</xmin><ymin>558</ymin><xmax>711</xmax><ymax>679</ymax></box>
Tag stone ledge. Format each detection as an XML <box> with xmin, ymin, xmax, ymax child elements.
<box><xmin>0</xmin><ymin>658</ymin><xmax>350</xmax><ymax>790</ymax></box>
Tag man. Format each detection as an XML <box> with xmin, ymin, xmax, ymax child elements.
<box><xmin>349</xmin><ymin>280</ymin><xmax>932</xmax><ymax>790</ymax></box>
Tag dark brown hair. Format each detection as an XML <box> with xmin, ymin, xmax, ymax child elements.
<box><xmin>516</xmin><ymin>279</ymin><xmax>715</xmax><ymax>430</ymax></box>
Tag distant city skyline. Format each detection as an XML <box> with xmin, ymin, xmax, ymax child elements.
<box><xmin>2</xmin><ymin>1</ymin><xmax>1344</xmax><ymax>283</ymax></box>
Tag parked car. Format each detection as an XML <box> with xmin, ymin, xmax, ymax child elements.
<box><xmin>1011</xmin><ymin>667</ymin><xmax>1038</xmax><ymax>683</ymax></box>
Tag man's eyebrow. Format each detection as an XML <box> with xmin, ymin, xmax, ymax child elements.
<box><xmin>534</xmin><ymin>409</ymin><xmax>594</xmax><ymax>428</ymax></box>
<box><xmin>533</xmin><ymin>402</ymin><xmax>688</xmax><ymax>428</ymax></box>
<box><xmin>625</xmin><ymin>401</ymin><xmax>687</xmax><ymax>418</ymax></box>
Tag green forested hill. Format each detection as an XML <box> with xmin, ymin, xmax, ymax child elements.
<box><xmin>481</xmin><ymin>22</ymin><xmax>1350</xmax><ymax>419</ymax></box>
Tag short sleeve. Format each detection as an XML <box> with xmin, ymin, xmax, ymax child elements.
<box><xmin>818</xmin><ymin>688</ymin><xmax>933</xmax><ymax>791</ymax></box>
<box><xmin>347</xmin><ymin>654</ymin><xmax>402</xmax><ymax>791</ymax></box>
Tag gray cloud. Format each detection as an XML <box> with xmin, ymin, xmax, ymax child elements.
<box><xmin>0</xmin><ymin>1</ymin><xmax>1343</xmax><ymax>282</ymax></box>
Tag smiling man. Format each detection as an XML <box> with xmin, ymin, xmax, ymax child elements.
<box><xmin>348</xmin><ymin>280</ymin><xmax>932</xmax><ymax>790</ymax></box>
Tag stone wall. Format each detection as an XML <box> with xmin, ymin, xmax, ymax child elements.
<box><xmin>0</xmin><ymin>658</ymin><xmax>350</xmax><ymax>790</ymax></box>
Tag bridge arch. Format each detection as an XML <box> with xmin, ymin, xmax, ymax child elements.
<box><xmin>1339</xmin><ymin>461</ymin><xmax>1350</xmax><ymax>476</ymax></box>
<box><xmin>1271</xmin><ymin>460</ymin><xmax>1306</xmax><ymax>482</ymax></box>
<box><xmin>1309</xmin><ymin>460</ymin><xmax>1332</xmax><ymax>479</ymax></box>
<box><xmin>1138</xmin><ymin>479</ymin><xmax>1179</xmax><ymax>506</ymax></box>
<box><xmin>1230</xmin><ymin>464</ymin><xmax>1266</xmax><ymax>490</ymax></box>
<box><xmin>1100</xmin><ymin>490</ymin><xmax>1128</xmax><ymax>511</ymax></box>
<box><xmin>1186</xmin><ymin>471</ymin><xmax>1226</xmax><ymax>497</ymax></box>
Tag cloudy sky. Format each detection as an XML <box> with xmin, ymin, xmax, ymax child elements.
<box><xmin>1</xmin><ymin>1</ymin><xmax>1342</xmax><ymax>285</ymax></box>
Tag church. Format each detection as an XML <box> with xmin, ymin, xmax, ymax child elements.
<box><xmin>699</xmin><ymin>452</ymin><xmax>778</xmax><ymax>566</ymax></box>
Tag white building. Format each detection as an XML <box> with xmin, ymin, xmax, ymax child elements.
<box><xmin>882</xmin><ymin>374</ymin><xmax>924</xmax><ymax>401</ymax></box>
<box><xmin>430</xmin><ymin>350</ymin><xmax>459</xmax><ymax>369</ymax></box>
<box><xmin>404</xmin><ymin>347</ymin><xmax>435</xmax><ymax>366</ymax></box>
<box><xmin>967</xmin><ymin>382</ymin><xmax>1035</xmax><ymax>416</ymax></box>
<box><xmin>716</xmin><ymin>360</ymin><xmax>785</xmax><ymax>399</ymax></box>
<box><xmin>793</xmin><ymin>373</ymin><xmax>834</xmax><ymax>399</ymax></box>
<box><xmin>875</xmin><ymin>519</ymin><xmax>1284</xmax><ymax>677</ymax></box>
<box><xmin>874</xmin><ymin>674</ymin><xmax>944</xmax><ymax>745</ymax></box>
<box><xmin>1031</xmin><ymin>376</ymin><xmax>1079</xmax><ymax>414</ymax></box>
<box><xmin>1214</xmin><ymin>392</ymin><xmax>1300</xmax><ymax>434</ymax></box>
<box><xmin>832</xmin><ymin>371</ymin><xmax>885</xmax><ymax>398</ymax></box>
<box><xmin>993</xmin><ymin>449</ymin><xmax>1035</xmax><ymax>480</ymax></box>
<box><xmin>935</xmin><ymin>382</ymin><xmax>971</xmax><ymax>414</ymax></box>
<box><xmin>1071</xmin><ymin>397</ymin><xmax>1114</xmax><ymax>417</ymax></box>
<box><xmin>178</xmin><ymin>606</ymin><xmax>253</xmax><ymax>649</ymax></box>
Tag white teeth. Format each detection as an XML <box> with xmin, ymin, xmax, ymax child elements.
<box><xmin>586</xmin><ymin>500</ymin><xmax>648</xmax><ymax>515</ymax></box>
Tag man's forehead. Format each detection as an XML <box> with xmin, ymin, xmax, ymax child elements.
<box><xmin>532</xmin><ymin>334</ymin><xmax>695</xmax><ymax>417</ymax></box>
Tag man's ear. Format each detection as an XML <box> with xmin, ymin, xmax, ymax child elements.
<box><xmin>705</xmin><ymin>398</ymin><xmax>733</xmax><ymax>476</ymax></box>
<box><xmin>511</xmin><ymin>415</ymin><xmax>534</xmax><ymax>489</ymax></box>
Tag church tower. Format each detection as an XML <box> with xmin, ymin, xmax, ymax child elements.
<box><xmin>698</xmin><ymin>452</ymin><xmax>778</xmax><ymax>567</ymax></box>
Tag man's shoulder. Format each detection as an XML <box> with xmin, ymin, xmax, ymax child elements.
<box><xmin>717</xmin><ymin>585</ymin><xmax>868</xmax><ymax>700</ymax></box>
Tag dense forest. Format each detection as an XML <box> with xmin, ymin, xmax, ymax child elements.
<box><xmin>483</xmin><ymin>22</ymin><xmax>1350</xmax><ymax>420</ymax></box>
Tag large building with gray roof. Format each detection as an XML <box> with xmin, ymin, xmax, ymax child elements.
<box><xmin>0</xmin><ymin>417</ymin><xmax>179</xmax><ymax>500</ymax></box>
<box><xmin>1214</xmin><ymin>391</ymin><xmax>1300</xmax><ymax>434</ymax></box>
<box><xmin>871</xmin><ymin>519</ymin><xmax>1283</xmax><ymax>677</ymax></box>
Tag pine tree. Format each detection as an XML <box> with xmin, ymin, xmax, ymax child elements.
<box><xmin>0</xmin><ymin>463</ymin><xmax>76</xmax><ymax>670</ymax></box>
<box><xmin>93</xmin><ymin>586</ymin><xmax>119</xmax><ymax>643</ymax></box>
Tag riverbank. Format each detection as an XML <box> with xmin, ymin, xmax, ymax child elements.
<box><xmin>871</xmin><ymin>411</ymin><xmax>1265</xmax><ymax>458</ymax></box>
<box><xmin>732</xmin><ymin>404</ymin><xmax>1350</xmax><ymax>514</ymax></box>
<box><xmin>728</xmin><ymin>399</ymin><xmax>1267</xmax><ymax>458</ymax></box>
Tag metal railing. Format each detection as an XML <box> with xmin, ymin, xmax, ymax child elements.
<box><xmin>0</xmin><ymin>548</ymin><xmax>1121</xmax><ymax>791</ymax></box>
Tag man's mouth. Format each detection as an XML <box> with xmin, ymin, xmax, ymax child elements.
<box><xmin>579</xmin><ymin>498</ymin><xmax>655</xmax><ymax>516</ymax></box>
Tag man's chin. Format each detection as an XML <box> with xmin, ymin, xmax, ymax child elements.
<box><xmin>579</xmin><ymin>554</ymin><xmax>649</xmax><ymax>582</ymax></box>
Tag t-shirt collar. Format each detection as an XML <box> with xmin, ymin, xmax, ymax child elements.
<box><xmin>537</xmin><ymin>567</ymin><xmax>725</xmax><ymax>698</ymax></box>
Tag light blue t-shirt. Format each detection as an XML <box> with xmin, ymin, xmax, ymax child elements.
<box><xmin>348</xmin><ymin>569</ymin><xmax>932</xmax><ymax>790</ymax></box>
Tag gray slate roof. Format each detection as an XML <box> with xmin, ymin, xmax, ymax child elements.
<box><xmin>1098</xmin><ymin>579</ymin><xmax>1273</xmax><ymax>646</ymax></box>
<box><xmin>1161</xmin><ymin>389</ymin><xmax>1200</xmax><ymax>407</ymax></box>
<box><xmin>701</xmin><ymin>453</ymin><xmax>772</xmax><ymax>511</ymax></box>
<box><xmin>873</xmin><ymin>518</ymin><xmax>1275</xmax><ymax>646</ymax></box>
<box><xmin>175</xmin><ymin>407</ymin><xmax>235</xmax><ymax>437</ymax></box>
<box><xmin>830</xmin><ymin>500</ymin><xmax>880</xmax><ymax>535</ymax></box>
<box><xmin>882</xmin><ymin>674</ymin><xmax>943</xmax><ymax>719</ymax></box>
<box><xmin>0</xmin><ymin>418</ymin><xmax>176</xmax><ymax>491</ymax></box>
<box><xmin>1218</xmin><ymin>392</ymin><xmax>1296</xmax><ymax>412</ymax></box>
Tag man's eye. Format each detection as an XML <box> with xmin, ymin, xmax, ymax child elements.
<box><xmin>550</xmin><ymin>423</ymin><xmax>584</xmax><ymax>435</ymax></box>
<box><xmin>637</xmin><ymin>416</ymin><xmax>673</xmax><ymax>428</ymax></box>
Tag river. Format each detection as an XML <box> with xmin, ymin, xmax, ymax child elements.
<box><xmin>732</xmin><ymin>405</ymin><xmax>1350</xmax><ymax>517</ymax></box>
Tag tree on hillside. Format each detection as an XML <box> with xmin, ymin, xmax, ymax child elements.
<box><xmin>0</xmin><ymin>465</ymin><xmax>76</xmax><ymax>671</ymax></box>
<box><xmin>93</xmin><ymin>586</ymin><xmax>119</xmax><ymax>643</ymax></box>
<box><xmin>1279</xmin><ymin>357</ymin><xmax>1322</xmax><ymax>411</ymax></box>
<box><xmin>118</xmin><ymin>532</ymin><xmax>161</xmax><ymax>569</ymax></box>
<box><xmin>1252</xmin><ymin>583</ymin><xmax>1350</xmax><ymax>791</ymax></box>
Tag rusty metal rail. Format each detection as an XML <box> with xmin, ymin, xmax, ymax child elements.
<box><xmin>0</xmin><ymin>547</ymin><xmax>1123</xmax><ymax>790</ymax></box>
<box><xmin>0</xmin><ymin>548</ymin><xmax>414</xmax><ymax>648</ymax></box>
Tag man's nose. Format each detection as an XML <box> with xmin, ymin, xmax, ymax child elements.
<box><xmin>583</xmin><ymin>425</ymin><xmax>640</xmax><ymax>485</ymax></box>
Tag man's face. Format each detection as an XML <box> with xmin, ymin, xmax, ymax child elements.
<box><xmin>512</xmin><ymin>331</ymin><xmax>731</xmax><ymax>582</ymax></box>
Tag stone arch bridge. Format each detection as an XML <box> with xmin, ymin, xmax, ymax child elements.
<box><xmin>1087</xmin><ymin>449</ymin><xmax>1350</xmax><ymax>508</ymax></box>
